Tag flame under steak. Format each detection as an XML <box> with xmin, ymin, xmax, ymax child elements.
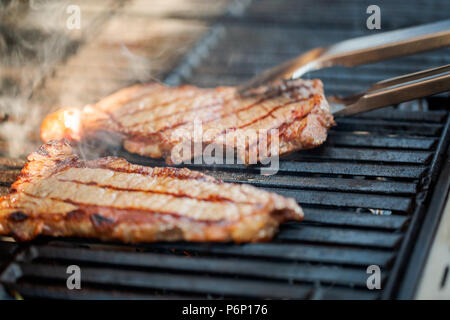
<box><xmin>0</xmin><ymin>140</ymin><xmax>303</xmax><ymax>243</ymax></box>
<box><xmin>40</xmin><ymin>79</ymin><xmax>334</xmax><ymax>164</ymax></box>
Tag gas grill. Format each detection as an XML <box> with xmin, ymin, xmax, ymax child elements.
<box><xmin>0</xmin><ymin>0</ymin><xmax>449</xmax><ymax>299</ymax></box>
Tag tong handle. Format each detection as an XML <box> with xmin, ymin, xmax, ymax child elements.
<box><xmin>293</xmin><ymin>19</ymin><xmax>450</xmax><ymax>78</ymax></box>
<box><xmin>332</xmin><ymin>65</ymin><xmax>450</xmax><ymax>117</ymax></box>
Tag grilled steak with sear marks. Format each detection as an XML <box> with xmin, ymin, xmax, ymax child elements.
<box><xmin>40</xmin><ymin>79</ymin><xmax>334</xmax><ymax>164</ymax></box>
<box><xmin>0</xmin><ymin>140</ymin><xmax>303</xmax><ymax>242</ymax></box>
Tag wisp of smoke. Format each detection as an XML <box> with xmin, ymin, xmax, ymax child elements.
<box><xmin>0</xmin><ymin>0</ymin><xmax>74</xmax><ymax>158</ymax></box>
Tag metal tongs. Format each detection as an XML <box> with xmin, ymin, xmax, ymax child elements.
<box><xmin>238</xmin><ymin>20</ymin><xmax>450</xmax><ymax>117</ymax></box>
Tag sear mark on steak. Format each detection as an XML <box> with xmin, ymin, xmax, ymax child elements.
<box><xmin>90</xmin><ymin>213</ymin><xmax>116</xmax><ymax>230</ymax></box>
<box><xmin>9</xmin><ymin>211</ymin><xmax>28</xmax><ymax>222</ymax></box>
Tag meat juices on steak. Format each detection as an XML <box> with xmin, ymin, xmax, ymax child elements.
<box><xmin>0</xmin><ymin>140</ymin><xmax>303</xmax><ymax>243</ymax></box>
<box><xmin>41</xmin><ymin>79</ymin><xmax>334</xmax><ymax>165</ymax></box>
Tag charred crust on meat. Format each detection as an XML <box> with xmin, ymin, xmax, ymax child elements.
<box><xmin>36</xmin><ymin>144</ymin><xmax>50</xmax><ymax>157</ymax></box>
<box><xmin>65</xmin><ymin>209</ymin><xmax>85</xmax><ymax>221</ymax></box>
<box><xmin>90</xmin><ymin>213</ymin><xmax>116</xmax><ymax>230</ymax></box>
<box><xmin>53</xmin><ymin>157</ymin><xmax>79</xmax><ymax>168</ymax></box>
<box><xmin>9</xmin><ymin>211</ymin><xmax>28</xmax><ymax>221</ymax></box>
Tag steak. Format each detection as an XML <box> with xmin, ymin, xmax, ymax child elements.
<box><xmin>0</xmin><ymin>140</ymin><xmax>303</xmax><ymax>243</ymax></box>
<box><xmin>40</xmin><ymin>79</ymin><xmax>334</xmax><ymax>165</ymax></box>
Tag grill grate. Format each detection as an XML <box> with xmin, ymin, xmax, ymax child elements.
<box><xmin>0</xmin><ymin>0</ymin><xmax>449</xmax><ymax>300</ymax></box>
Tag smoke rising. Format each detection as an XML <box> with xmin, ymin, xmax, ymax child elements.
<box><xmin>0</xmin><ymin>0</ymin><xmax>78</xmax><ymax>158</ymax></box>
<box><xmin>0</xmin><ymin>0</ymin><xmax>208</xmax><ymax>161</ymax></box>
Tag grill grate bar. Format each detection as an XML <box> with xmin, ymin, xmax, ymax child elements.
<box><xmin>301</xmin><ymin>208</ymin><xmax>408</xmax><ymax>230</ymax></box>
<box><xmin>352</xmin><ymin>110</ymin><xmax>447</xmax><ymax>123</ymax></box>
<box><xmin>333</xmin><ymin>119</ymin><xmax>442</xmax><ymax>137</ymax></box>
<box><xmin>284</xmin><ymin>147</ymin><xmax>433</xmax><ymax>164</ymax></box>
<box><xmin>273</xmin><ymin>161</ymin><xmax>426</xmax><ymax>179</ymax></box>
<box><xmin>268</xmin><ymin>188</ymin><xmax>412</xmax><ymax>211</ymax></box>
<box><xmin>205</xmin><ymin>171</ymin><xmax>417</xmax><ymax>194</ymax></box>
<box><xmin>325</xmin><ymin>133</ymin><xmax>436</xmax><ymax>150</ymax></box>
<box><xmin>277</xmin><ymin>226</ymin><xmax>403</xmax><ymax>249</ymax></box>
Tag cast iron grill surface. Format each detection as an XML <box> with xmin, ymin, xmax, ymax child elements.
<box><xmin>0</xmin><ymin>0</ymin><xmax>449</xmax><ymax>300</ymax></box>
